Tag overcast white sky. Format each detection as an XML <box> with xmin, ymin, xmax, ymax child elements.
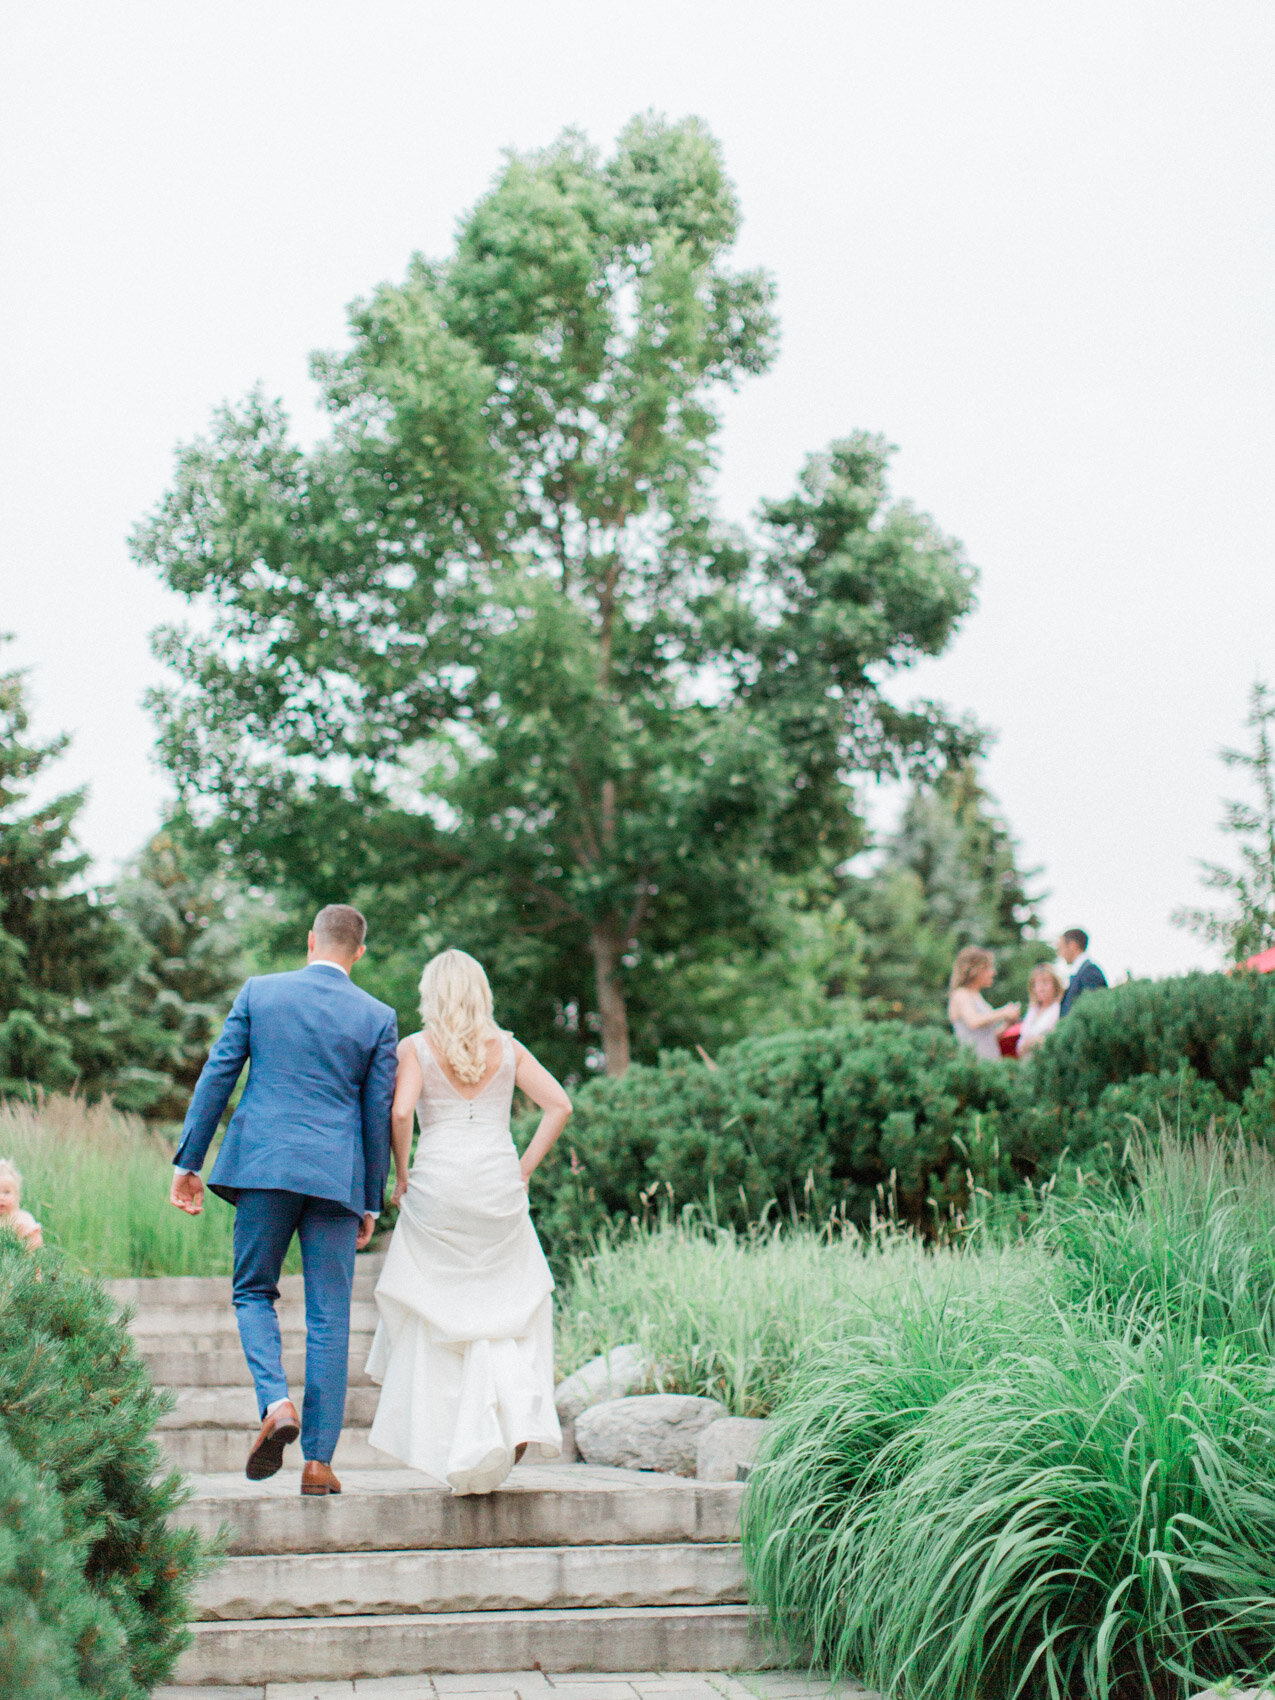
<box><xmin>2</xmin><ymin>0</ymin><xmax>1272</xmax><ymax>981</ymax></box>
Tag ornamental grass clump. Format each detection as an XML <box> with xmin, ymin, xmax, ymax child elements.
<box><xmin>556</xmin><ymin>1210</ymin><xmax>1037</xmax><ymax>1415</ymax></box>
<box><xmin>742</xmin><ymin>1132</ymin><xmax>1275</xmax><ymax>1700</ymax></box>
<box><xmin>1047</xmin><ymin>1129</ymin><xmax>1275</xmax><ymax>1355</ymax></box>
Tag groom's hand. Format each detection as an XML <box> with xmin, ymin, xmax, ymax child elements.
<box><xmin>356</xmin><ymin>1213</ymin><xmax>375</xmax><ymax>1251</ymax></box>
<box><xmin>170</xmin><ymin>1171</ymin><xmax>204</xmax><ymax>1216</ymax></box>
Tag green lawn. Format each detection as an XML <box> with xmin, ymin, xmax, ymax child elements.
<box><xmin>0</xmin><ymin>1093</ymin><xmax>300</xmax><ymax>1277</ymax></box>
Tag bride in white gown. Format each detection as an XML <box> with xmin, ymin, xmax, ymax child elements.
<box><xmin>366</xmin><ymin>949</ymin><xmax>572</xmax><ymax>1494</ymax></box>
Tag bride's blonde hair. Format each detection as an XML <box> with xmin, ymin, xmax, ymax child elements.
<box><xmin>419</xmin><ymin>949</ymin><xmax>500</xmax><ymax>1084</ymax></box>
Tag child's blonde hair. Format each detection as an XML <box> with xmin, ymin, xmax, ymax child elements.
<box><xmin>419</xmin><ymin>949</ymin><xmax>500</xmax><ymax>1085</ymax></box>
<box><xmin>0</xmin><ymin>1158</ymin><xmax>22</xmax><ymax>1193</ymax></box>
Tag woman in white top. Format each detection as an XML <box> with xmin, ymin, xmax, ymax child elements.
<box><xmin>1016</xmin><ymin>964</ymin><xmax>1064</xmax><ymax>1057</ymax></box>
<box><xmin>947</xmin><ymin>946</ymin><xmax>1020</xmax><ymax>1062</ymax></box>
<box><xmin>367</xmin><ymin>949</ymin><xmax>572</xmax><ymax>1495</ymax></box>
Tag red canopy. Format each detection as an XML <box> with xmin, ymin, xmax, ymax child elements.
<box><xmin>1244</xmin><ymin>946</ymin><xmax>1275</xmax><ymax>974</ymax></box>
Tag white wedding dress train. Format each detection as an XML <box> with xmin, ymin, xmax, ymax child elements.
<box><xmin>365</xmin><ymin>1031</ymin><xmax>561</xmax><ymax>1494</ymax></box>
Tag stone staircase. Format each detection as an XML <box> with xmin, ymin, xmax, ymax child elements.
<box><xmin>111</xmin><ymin>1256</ymin><xmax>775</xmax><ymax>1686</ymax></box>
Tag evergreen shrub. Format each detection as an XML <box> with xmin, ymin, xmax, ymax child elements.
<box><xmin>0</xmin><ymin>1429</ymin><xmax>133</xmax><ymax>1700</ymax></box>
<box><xmin>1028</xmin><ymin>969</ymin><xmax>1275</xmax><ymax>1114</ymax></box>
<box><xmin>532</xmin><ymin>1022</ymin><xmax>1018</xmax><ymax>1258</ymax></box>
<box><xmin>0</xmin><ymin>1234</ymin><xmax>205</xmax><ymax>1694</ymax></box>
<box><xmin>530</xmin><ymin>972</ymin><xmax>1275</xmax><ymax>1257</ymax></box>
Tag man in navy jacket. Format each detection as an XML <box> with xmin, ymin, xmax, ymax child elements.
<box><xmin>1059</xmin><ymin>928</ymin><xmax>1109</xmax><ymax>1017</ymax></box>
<box><xmin>171</xmin><ymin>904</ymin><xmax>397</xmax><ymax>1493</ymax></box>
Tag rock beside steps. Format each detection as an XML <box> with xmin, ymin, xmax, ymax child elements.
<box><xmin>110</xmin><ymin>1264</ymin><xmax>776</xmax><ymax>1685</ymax></box>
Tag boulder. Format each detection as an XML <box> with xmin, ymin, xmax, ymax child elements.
<box><xmin>554</xmin><ymin>1344</ymin><xmax>652</xmax><ymax>1423</ymax></box>
<box><xmin>574</xmin><ymin>1393</ymin><xmax>729</xmax><ymax>1475</ymax></box>
<box><xmin>696</xmin><ymin>1416</ymin><xmax>769</xmax><ymax>1481</ymax></box>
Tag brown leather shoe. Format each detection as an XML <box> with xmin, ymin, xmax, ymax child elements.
<box><xmin>301</xmin><ymin>1460</ymin><xmax>342</xmax><ymax>1496</ymax></box>
<box><xmin>245</xmin><ymin>1400</ymin><xmax>300</xmax><ymax>1481</ymax></box>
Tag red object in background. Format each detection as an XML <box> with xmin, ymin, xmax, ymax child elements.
<box><xmin>1245</xmin><ymin>947</ymin><xmax>1275</xmax><ymax>973</ymax></box>
<box><xmin>999</xmin><ymin>1021</ymin><xmax>1023</xmax><ymax>1057</ymax></box>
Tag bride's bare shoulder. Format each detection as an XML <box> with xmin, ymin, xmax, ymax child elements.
<box><xmin>397</xmin><ymin>1033</ymin><xmax>424</xmax><ymax>1062</ymax></box>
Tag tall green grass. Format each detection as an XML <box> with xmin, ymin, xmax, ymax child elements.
<box><xmin>743</xmin><ymin>1130</ymin><xmax>1275</xmax><ymax>1699</ymax></box>
<box><xmin>0</xmin><ymin>1093</ymin><xmax>294</xmax><ymax>1278</ymax></box>
<box><xmin>555</xmin><ymin>1211</ymin><xmax>1041</xmax><ymax>1416</ymax></box>
<box><xmin>1048</xmin><ymin>1130</ymin><xmax>1275</xmax><ymax>1355</ymax></box>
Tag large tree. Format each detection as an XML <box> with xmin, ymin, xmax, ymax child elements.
<box><xmin>0</xmin><ymin>642</ymin><xmax>126</xmax><ymax>1095</ymax></box>
<box><xmin>137</xmin><ymin>115</ymin><xmax>977</xmax><ymax>1075</ymax></box>
<box><xmin>0</xmin><ymin>642</ymin><xmax>244</xmax><ymax>1112</ymax></box>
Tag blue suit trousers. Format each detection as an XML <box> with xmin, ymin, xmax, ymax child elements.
<box><xmin>232</xmin><ymin>1189</ymin><xmax>359</xmax><ymax>1464</ymax></box>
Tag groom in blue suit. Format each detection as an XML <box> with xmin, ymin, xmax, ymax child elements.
<box><xmin>171</xmin><ymin>904</ymin><xmax>397</xmax><ymax>1493</ymax></box>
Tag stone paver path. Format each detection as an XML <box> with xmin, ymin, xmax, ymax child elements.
<box><xmin>153</xmin><ymin>1668</ymin><xmax>875</xmax><ymax>1699</ymax></box>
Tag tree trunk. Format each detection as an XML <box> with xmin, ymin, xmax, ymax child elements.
<box><xmin>590</xmin><ymin>924</ymin><xmax>631</xmax><ymax>1077</ymax></box>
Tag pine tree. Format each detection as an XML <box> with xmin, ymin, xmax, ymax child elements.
<box><xmin>1174</xmin><ymin>680</ymin><xmax>1275</xmax><ymax>964</ymax></box>
<box><xmin>0</xmin><ymin>1235</ymin><xmax>206</xmax><ymax>1692</ymax></box>
<box><xmin>0</xmin><ymin>1427</ymin><xmax>133</xmax><ymax>1700</ymax></box>
<box><xmin>847</xmin><ymin>760</ymin><xmax>1047</xmax><ymax>1023</ymax></box>
<box><xmin>0</xmin><ymin>642</ymin><xmax>128</xmax><ymax>1095</ymax></box>
<box><xmin>109</xmin><ymin>830</ymin><xmax>246</xmax><ymax>1119</ymax></box>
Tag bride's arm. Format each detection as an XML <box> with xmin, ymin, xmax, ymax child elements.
<box><xmin>513</xmin><ymin>1043</ymin><xmax>572</xmax><ymax>1187</ymax></box>
<box><xmin>389</xmin><ymin>1040</ymin><xmax>423</xmax><ymax>1207</ymax></box>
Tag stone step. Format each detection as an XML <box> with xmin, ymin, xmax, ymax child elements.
<box><xmin>108</xmin><ymin>1258</ymin><xmax>385</xmax><ymax>1312</ymax></box>
<box><xmin>175</xmin><ymin>1604</ymin><xmax>773</xmax><ymax>1683</ymax></box>
<box><xmin>175</xmin><ymin>1466</ymin><xmax>744</xmax><ymax>1555</ymax></box>
<box><xmin>129</xmin><ymin>1299</ymin><xmax>382</xmax><ymax>1338</ymax></box>
<box><xmin>158</xmin><ymin>1385</ymin><xmax>382</xmax><ymax>1431</ymax></box>
<box><xmin>139</xmin><ymin>1342</ymin><xmax>378</xmax><ymax>1389</ymax></box>
<box><xmin>196</xmin><ymin>1541</ymin><xmax>746</xmax><ymax>1621</ymax></box>
<box><xmin>160</xmin><ymin>1425</ymin><xmax>390</xmax><ymax>1473</ymax></box>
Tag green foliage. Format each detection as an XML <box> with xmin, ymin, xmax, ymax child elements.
<box><xmin>1176</xmin><ymin>679</ymin><xmax>1275</xmax><ymax>963</ymax></box>
<box><xmin>1026</xmin><ymin>968</ymin><xmax>1275</xmax><ymax>1132</ymax></box>
<box><xmin>109</xmin><ymin>831</ymin><xmax>247</xmax><ymax>1119</ymax></box>
<box><xmin>0</xmin><ymin>645</ymin><xmax>245</xmax><ymax>1112</ymax></box>
<box><xmin>0</xmin><ymin>1234</ymin><xmax>205</xmax><ymax>1693</ymax></box>
<box><xmin>742</xmin><ymin>1132</ymin><xmax>1275</xmax><ymax>1699</ymax></box>
<box><xmin>530</xmin><ymin>1021</ymin><xmax>1019</xmax><ymax>1260</ymax></box>
<box><xmin>1064</xmin><ymin>1066</ymin><xmax>1234</xmax><ymax>1164</ymax></box>
<box><xmin>1046</xmin><ymin>1132</ymin><xmax>1275</xmax><ymax>1356</ymax></box>
<box><xmin>0</xmin><ymin>1429</ymin><xmax>135</xmax><ymax>1700</ymax></box>
<box><xmin>0</xmin><ymin>641</ymin><xmax>130</xmax><ymax>1098</ymax></box>
<box><xmin>136</xmin><ymin>114</ymin><xmax>977</xmax><ymax>1077</ymax></box>
<box><xmin>0</xmin><ymin>1092</ymin><xmax>297</xmax><ymax>1278</ymax></box>
<box><xmin>847</xmin><ymin>760</ymin><xmax>1048</xmax><ymax>1024</ymax></box>
<box><xmin>556</xmin><ymin>1212</ymin><xmax>1039</xmax><ymax>1418</ymax></box>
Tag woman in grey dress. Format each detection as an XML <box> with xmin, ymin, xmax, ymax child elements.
<box><xmin>947</xmin><ymin>946</ymin><xmax>1020</xmax><ymax>1061</ymax></box>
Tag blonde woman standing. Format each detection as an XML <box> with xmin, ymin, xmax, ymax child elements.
<box><xmin>1016</xmin><ymin>963</ymin><xmax>1065</xmax><ymax>1056</ymax></box>
<box><xmin>366</xmin><ymin>949</ymin><xmax>572</xmax><ymax>1494</ymax></box>
<box><xmin>947</xmin><ymin>946</ymin><xmax>1020</xmax><ymax>1062</ymax></box>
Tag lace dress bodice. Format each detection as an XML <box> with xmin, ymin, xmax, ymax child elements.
<box><xmin>411</xmin><ymin>1030</ymin><xmax>517</xmax><ymax>1145</ymax></box>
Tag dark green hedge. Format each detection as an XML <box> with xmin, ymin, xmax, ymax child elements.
<box><xmin>527</xmin><ymin>972</ymin><xmax>1275</xmax><ymax>1255</ymax></box>
<box><xmin>0</xmin><ymin>1234</ymin><xmax>205</xmax><ymax>1698</ymax></box>
<box><xmin>530</xmin><ymin>1021</ymin><xmax>1020</xmax><ymax>1259</ymax></box>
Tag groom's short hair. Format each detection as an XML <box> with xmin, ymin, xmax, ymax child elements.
<box><xmin>313</xmin><ymin>904</ymin><xmax>367</xmax><ymax>956</ymax></box>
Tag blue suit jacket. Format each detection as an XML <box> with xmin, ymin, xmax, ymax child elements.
<box><xmin>174</xmin><ymin>964</ymin><xmax>398</xmax><ymax>1218</ymax></box>
<box><xmin>1060</xmin><ymin>959</ymin><xmax>1108</xmax><ymax>1017</ymax></box>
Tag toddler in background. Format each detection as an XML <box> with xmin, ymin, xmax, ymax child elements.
<box><xmin>0</xmin><ymin>1158</ymin><xmax>42</xmax><ymax>1249</ymax></box>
